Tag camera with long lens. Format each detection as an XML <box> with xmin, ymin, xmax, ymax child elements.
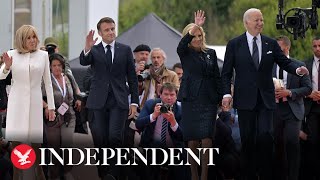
<box><xmin>276</xmin><ymin>0</ymin><xmax>319</xmax><ymax>39</ymax></box>
<box><xmin>160</xmin><ymin>104</ymin><xmax>172</xmax><ymax>113</ymax></box>
<box><xmin>46</xmin><ymin>45</ymin><xmax>56</xmax><ymax>55</ymax></box>
<box><xmin>137</xmin><ymin>71</ymin><xmax>150</xmax><ymax>82</ymax></box>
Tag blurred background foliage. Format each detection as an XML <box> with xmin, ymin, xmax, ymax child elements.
<box><xmin>119</xmin><ymin>0</ymin><xmax>320</xmax><ymax>60</ymax></box>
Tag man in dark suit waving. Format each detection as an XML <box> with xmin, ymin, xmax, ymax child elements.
<box><xmin>79</xmin><ymin>17</ymin><xmax>138</xmax><ymax>180</ymax></box>
<box><xmin>221</xmin><ymin>8</ymin><xmax>309</xmax><ymax>180</ymax></box>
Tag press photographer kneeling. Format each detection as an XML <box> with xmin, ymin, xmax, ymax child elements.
<box><xmin>135</xmin><ymin>82</ymin><xmax>189</xmax><ymax>180</ymax></box>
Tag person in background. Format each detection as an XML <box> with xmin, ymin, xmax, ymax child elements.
<box><xmin>0</xmin><ymin>24</ymin><xmax>55</xmax><ymax>180</ymax></box>
<box><xmin>139</xmin><ymin>48</ymin><xmax>180</xmax><ymax>108</ymax></box>
<box><xmin>300</xmin><ymin>36</ymin><xmax>320</xmax><ymax>180</ymax></box>
<box><xmin>42</xmin><ymin>53</ymin><xmax>81</xmax><ymax>180</ymax></box>
<box><xmin>136</xmin><ymin>82</ymin><xmax>188</xmax><ymax>180</ymax></box>
<box><xmin>177</xmin><ymin>10</ymin><xmax>222</xmax><ymax>180</ymax></box>
<box><xmin>172</xmin><ymin>63</ymin><xmax>183</xmax><ymax>84</ymax></box>
<box><xmin>272</xmin><ymin>35</ymin><xmax>311</xmax><ymax>180</ymax></box>
<box><xmin>133</xmin><ymin>44</ymin><xmax>151</xmax><ymax>75</ymax></box>
<box><xmin>42</xmin><ymin>37</ymin><xmax>80</xmax><ymax>95</ymax></box>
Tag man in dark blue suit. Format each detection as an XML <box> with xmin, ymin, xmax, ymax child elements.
<box><xmin>300</xmin><ymin>37</ymin><xmax>320</xmax><ymax>180</ymax></box>
<box><xmin>79</xmin><ymin>17</ymin><xmax>138</xmax><ymax>180</ymax></box>
<box><xmin>135</xmin><ymin>82</ymin><xmax>187</xmax><ymax>180</ymax></box>
<box><xmin>272</xmin><ymin>36</ymin><xmax>312</xmax><ymax>180</ymax></box>
<box><xmin>221</xmin><ymin>8</ymin><xmax>309</xmax><ymax>180</ymax></box>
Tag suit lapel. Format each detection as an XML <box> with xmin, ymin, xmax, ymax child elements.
<box><xmin>113</xmin><ymin>42</ymin><xmax>120</xmax><ymax>64</ymax></box>
<box><xmin>239</xmin><ymin>34</ymin><xmax>256</xmax><ymax>68</ymax></box>
<box><xmin>272</xmin><ymin>63</ymin><xmax>277</xmax><ymax>77</ymax></box>
<box><xmin>259</xmin><ymin>36</ymin><xmax>268</xmax><ymax>69</ymax></box>
<box><xmin>306</xmin><ymin>59</ymin><xmax>313</xmax><ymax>81</ymax></box>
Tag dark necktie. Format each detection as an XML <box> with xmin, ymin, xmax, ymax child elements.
<box><xmin>160</xmin><ymin>118</ymin><xmax>168</xmax><ymax>146</ymax></box>
<box><xmin>279</xmin><ymin>67</ymin><xmax>284</xmax><ymax>79</ymax></box>
<box><xmin>252</xmin><ymin>37</ymin><xmax>259</xmax><ymax>69</ymax></box>
<box><xmin>106</xmin><ymin>45</ymin><xmax>112</xmax><ymax>66</ymax></box>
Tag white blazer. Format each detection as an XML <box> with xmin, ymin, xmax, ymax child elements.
<box><xmin>0</xmin><ymin>49</ymin><xmax>55</xmax><ymax>143</ymax></box>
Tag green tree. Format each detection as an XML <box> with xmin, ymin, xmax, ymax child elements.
<box><xmin>224</xmin><ymin>0</ymin><xmax>319</xmax><ymax>60</ymax></box>
<box><xmin>119</xmin><ymin>0</ymin><xmax>319</xmax><ymax>60</ymax></box>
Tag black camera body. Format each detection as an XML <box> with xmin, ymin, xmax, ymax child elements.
<box><xmin>276</xmin><ymin>0</ymin><xmax>319</xmax><ymax>39</ymax></box>
<box><xmin>160</xmin><ymin>104</ymin><xmax>172</xmax><ymax>113</ymax></box>
<box><xmin>137</xmin><ymin>71</ymin><xmax>150</xmax><ymax>82</ymax></box>
<box><xmin>46</xmin><ymin>45</ymin><xmax>56</xmax><ymax>55</ymax></box>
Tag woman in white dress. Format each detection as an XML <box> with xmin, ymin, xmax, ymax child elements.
<box><xmin>1</xmin><ymin>25</ymin><xmax>55</xmax><ymax>180</ymax></box>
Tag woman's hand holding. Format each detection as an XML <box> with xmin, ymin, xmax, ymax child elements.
<box><xmin>48</xmin><ymin>109</ymin><xmax>56</xmax><ymax>121</ymax></box>
<box><xmin>74</xmin><ymin>100</ymin><xmax>82</xmax><ymax>112</ymax></box>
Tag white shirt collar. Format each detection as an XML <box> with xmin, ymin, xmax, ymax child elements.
<box><xmin>246</xmin><ymin>32</ymin><xmax>261</xmax><ymax>43</ymax></box>
<box><xmin>314</xmin><ymin>55</ymin><xmax>320</xmax><ymax>62</ymax></box>
<box><xmin>102</xmin><ymin>40</ymin><xmax>115</xmax><ymax>49</ymax></box>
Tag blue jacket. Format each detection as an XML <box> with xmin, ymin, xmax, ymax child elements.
<box><xmin>136</xmin><ymin>98</ymin><xmax>183</xmax><ymax>148</ymax></box>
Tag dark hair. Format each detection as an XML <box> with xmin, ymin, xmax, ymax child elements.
<box><xmin>312</xmin><ymin>36</ymin><xmax>320</xmax><ymax>41</ymax></box>
<box><xmin>160</xmin><ymin>82</ymin><xmax>178</xmax><ymax>94</ymax></box>
<box><xmin>133</xmin><ymin>44</ymin><xmax>151</xmax><ymax>53</ymax></box>
<box><xmin>275</xmin><ymin>35</ymin><xmax>291</xmax><ymax>47</ymax></box>
<box><xmin>49</xmin><ymin>53</ymin><xmax>66</xmax><ymax>71</ymax></box>
<box><xmin>172</xmin><ymin>63</ymin><xmax>182</xmax><ymax>70</ymax></box>
<box><xmin>97</xmin><ymin>17</ymin><xmax>115</xmax><ymax>31</ymax></box>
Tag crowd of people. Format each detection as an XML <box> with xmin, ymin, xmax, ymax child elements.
<box><xmin>0</xmin><ymin>7</ymin><xmax>319</xmax><ymax>180</ymax></box>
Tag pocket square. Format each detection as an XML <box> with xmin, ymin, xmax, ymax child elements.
<box><xmin>267</xmin><ymin>51</ymin><xmax>272</xmax><ymax>54</ymax></box>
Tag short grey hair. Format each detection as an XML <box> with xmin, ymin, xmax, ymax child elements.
<box><xmin>150</xmin><ymin>47</ymin><xmax>167</xmax><ymax>60</ymax></box>
<box><xmin>243</xmin><ymin>8</ymin><xmax>261</xmax><ymax>25</ymax></box>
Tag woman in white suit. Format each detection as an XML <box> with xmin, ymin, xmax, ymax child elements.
<box><xmin>1</xmin><ymin>25</ymin><xmax>55</xmax><ymax>180</ymax></box>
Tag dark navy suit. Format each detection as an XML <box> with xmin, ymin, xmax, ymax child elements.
<box><xmin>79</xmin><ymin>41</ymin><xmax>138</xmax><ymax>178</ymax></box>
<box><xmin>221</xmin><ymin>33</ymin><xmax>301</xmax><ymax>180</ymax></box>
<box><xmin>135</xmin><ymin>98</ymin><xmax>189</xmax><ymax>180</ymax></box>
<box><xmin>272</xmin><ymin>60</ymin><xmax>312</xmax><ymax>180</ymax></box>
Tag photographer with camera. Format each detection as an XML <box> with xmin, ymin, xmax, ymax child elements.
<box><xmin>43</xmin><ymin>37</ymin><xmax>81</xmax><ymax>94</ymax></box>
<box><xmin>133</xmin><ymin>44</ymin><xmax>151</xmax><ymax>75</ymax></box>
<box><xmin>139</xmin><ymin>48</ymin><xmax>179</xmax><ymax>108</ymax></box>
<box><xmin>135</xmin><ymin>82</ymin><xmax>187</xmax><ymax>180</ymax></box>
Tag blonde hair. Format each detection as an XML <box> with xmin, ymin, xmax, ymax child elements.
<box><xmin>182</xmin><ymin>23</ymin><xmax>207</xmax><ymax>52</ymax></box>
<box><xmin>15</xmin><ymin>25</ymin><xmax>40</xmax><ymax>53</ymax></box>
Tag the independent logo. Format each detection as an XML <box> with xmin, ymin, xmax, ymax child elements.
<box><xmin>11</xmin><ymin>144</ymin><xmax>36</xmax><ymax>169</ymax></box>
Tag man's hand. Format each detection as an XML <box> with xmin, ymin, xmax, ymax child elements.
<box><xmin>299</xmin><ymin>130</ymin><xmax>308</xmax><ymax>141</ymax></box>
<box><xmin>221</xmin><ymin>104</ymin><xmax>231</xmax><ymax>112</ymax></box>
<box><xmin>152</xmin><ymin>103</ymin><xmax>162</xmax><ymax>120</ymax></box>
<box><xmin>135</xmin><ymin>61</ymin><xmax>145</xmax><ymax>75</ymax></box>
<box><xmin>85</xmin><ymin>30</ymin><xmax>98</xmax><ymax>52</ymax></box>
<box><xmin>275</xmin><ymin>87</ymin><xmax>291</xmax><ymax>99</ymax></box>
<box><xmin>128</xmin><ymin>105</ymin><xmax>137</xmax><ymax>119</ymax></box>
<box><xmin>194</xmin><ymin>10</ymin><xmax>206</xmax><ymax>27</ymax></box>
<box><xmin>162</xmin><ymin>110</ymin><xmax>177</xmax><ymax>127</ymax></box>
<box><xmin>222</xmin><ymin>97</ymin><xmax>232</xmax><ymax>108</ymax></box>
<box><xmin>297</xmin><ymin>66</ymin><xmax>309</xmax><ymax>76</ymax></box>
<box><xmin>308</xmin><ymin>90</ymin><xmax>320</xmax><ymax>101</ymax></box>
